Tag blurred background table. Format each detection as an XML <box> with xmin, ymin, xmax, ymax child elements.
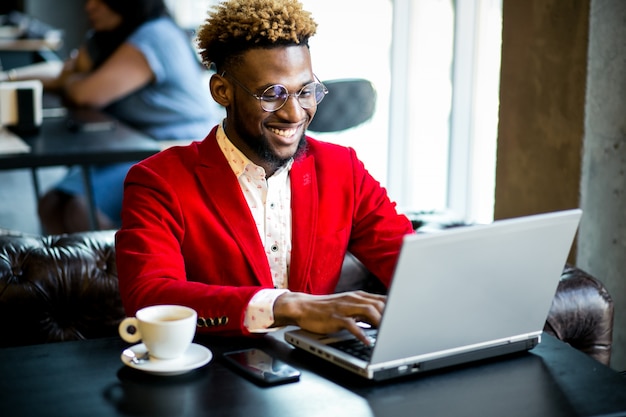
<box><xmin>0</xmin><ymin>102</ymin><xmax>162</xmax><ymax>230</ymax></box>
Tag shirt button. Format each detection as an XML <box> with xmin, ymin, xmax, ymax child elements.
<box><xmin>269</xmin><ymin>202</ymin><xmax>276</xmax><ymax>209</ymax></box>
<box><xmin>271</xmin><ymin>244</ymin><xmax>278</xmax><ymax>252</ymax></box>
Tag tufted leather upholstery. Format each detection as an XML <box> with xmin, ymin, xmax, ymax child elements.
<box><xmin>0</xmin><ymin>229</ymin><xmax>123</xmax><ymax>347</ymax></box>
<box><xmin>544</xmin><ymin>265</ymin><xmax>614</xmax><ymax>366</ymax></box>
<box><xmin>0</xmin><ymin>228</ymin><xmax>614</xmax><ymax>366</ymax></box>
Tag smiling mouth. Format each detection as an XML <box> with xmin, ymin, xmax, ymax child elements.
<box><xmin>269</xmin><ymin>127</ymin><xmax>298</xmax><ymax>138</ymax></box>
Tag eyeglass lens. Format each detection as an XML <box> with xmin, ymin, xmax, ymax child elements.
<box><xmin>259</xmin><ymin>82</ymin><xmax>327</xmax><ymax>112</ymax></box>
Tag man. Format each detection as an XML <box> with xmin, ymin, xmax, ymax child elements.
<box><xmin>116</xmin><ymin>0</ymin><xmax>413</xmax><ymax>344</ymax></box>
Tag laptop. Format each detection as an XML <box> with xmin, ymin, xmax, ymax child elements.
<box><xmin>285</xmin><ymin>209</ymin><xmax>583</xmax><ymax>380</ymax></box>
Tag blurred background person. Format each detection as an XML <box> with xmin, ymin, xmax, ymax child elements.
<box><xmin>6</xmin><ymin>0</ymin><xmax>220</xmax><ymax>233</ymax></box>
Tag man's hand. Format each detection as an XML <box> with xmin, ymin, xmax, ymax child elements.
<box><xmin>272</xmin><ymin>291</ymin><xmax>386</xmax><ymax>345</ymax></box>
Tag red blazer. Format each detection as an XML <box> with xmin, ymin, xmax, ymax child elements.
<box><xmin>116</xmin><ymin>127</ymin><xmax>414</xmax><ymax>336</ymax></box>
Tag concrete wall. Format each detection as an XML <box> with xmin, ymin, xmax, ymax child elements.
<box><xmin>577</xmin><ymin>0</ymin><xmax>626</xmax><ymax>371</ymax></box>
<box><xmin>495</xmin><ymin>0</ymin><xmax>626</xmax><ymax>370</ymax></box>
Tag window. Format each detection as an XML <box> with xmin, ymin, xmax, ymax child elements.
<box><xmin>390</xmin><ymin>0</ymin><xmax>501</xmax><ymax>223</ymax></box>
<box><xmin>447</xmin><ymin>0</ymin><xmax>502</xmax><ymax>224</ymax></box>
<box><xmin>388</xmin><ymin>0</ymin><xmax>455</xmax><ymax>214</ymax></box>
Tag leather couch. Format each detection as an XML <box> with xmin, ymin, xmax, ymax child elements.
<box><xmin>0</xmin><ymin>227</ymin><xmax>614</xmax><ymax>366</ymax></box>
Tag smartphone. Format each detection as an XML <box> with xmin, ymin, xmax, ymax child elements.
<box><xmin>223</xmin><ymin>348</ymin><xmax>301</xmax><ymax>386</ymax></box>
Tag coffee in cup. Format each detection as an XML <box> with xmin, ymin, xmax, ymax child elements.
<box><xmin>118</xmin><ymin>305</ymin><xmax>197</xmax><ymax>360</ymax></box>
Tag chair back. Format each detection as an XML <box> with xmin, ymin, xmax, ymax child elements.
<box><xmin>308</xmin><ymin>78</ymin><xmax>376</xmax><ymax>133</ymax></box>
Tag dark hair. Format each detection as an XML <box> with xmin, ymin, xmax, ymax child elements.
<box><xmin>87</xmin><ymin>0</ymin><xmax>169</xmax><ymax>68</ymax></box>
<box><xmin>196</xmin><ymin>0</ymin><xmax>317</xmax><ymax>73</ymax></box>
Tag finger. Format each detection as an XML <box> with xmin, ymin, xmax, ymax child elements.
<box><xmin>341</xmin><ymin>292</ymin><xmax>386</xmax><ymax>310</ymax></box>
<box><xmin>356</xmin><ymin>291</ymin><xmax>387</xmax><ymax>301</ymax></box>
<box><xmin>355</xmin><ymin>299</ymin><xmax>386</xmax><ymax>322</ymax></box>
<box><xmin>341</xmin><ymin>317</ymin><xmax>372</xmax><ymax>346</ymax></box>
<box><xmin>343</xmin><ymin>290</ymin><xmax>386</xmax><ymax>302</ymax></box>
<box><xmin>340</xmin><ymin>303</ymin><xmax>384</xmax><ymax>330</ymax></box>
<box><xmin>338</xmin><ymin>291</ymin><xmax>387</xmax><ymax>312</ymax></box>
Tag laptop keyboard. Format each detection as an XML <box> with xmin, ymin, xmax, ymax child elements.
<box><xmin>328</xmin><ymin>332</ymin><xmax>377</xmax><ymax>361</ymax></box>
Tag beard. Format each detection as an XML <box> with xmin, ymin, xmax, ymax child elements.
<box><xmin>235</xmin><ymin>124</ymin><xmax>308</xmax><ymax>172</ymax></box>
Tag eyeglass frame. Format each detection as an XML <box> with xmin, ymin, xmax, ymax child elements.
<box><xmin>221</xmin><ymin>71</ymin><xmax>328</xmax><ymax>113</ymax></box>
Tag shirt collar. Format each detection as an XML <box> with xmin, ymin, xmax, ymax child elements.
<box><xmin>216</xmin><ymin>122</ymin><xmax>294</xmax><ymax>178</ymax></box>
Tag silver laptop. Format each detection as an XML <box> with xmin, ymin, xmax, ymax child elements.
<box><xmin>285</xmin><ymin>209</ymin><xmax>582</xmax><ymax>381</ymax></box>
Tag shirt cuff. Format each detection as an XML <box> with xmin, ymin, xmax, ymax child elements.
<box><xmin>244</xmin><ymin>288</ymin><xmax>290</xmax><ymax>333</ymax></box>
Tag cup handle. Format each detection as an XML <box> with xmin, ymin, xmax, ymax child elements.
<box><xmin>118</xmin><ymin>317</ymin><xmax>142</xmax><ymax>343</ymax></box>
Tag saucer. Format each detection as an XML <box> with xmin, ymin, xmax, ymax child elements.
<box><xmin>121</xmin><ymin>343</ymin><xmax>212</xmax><ymax>376</ymax></box>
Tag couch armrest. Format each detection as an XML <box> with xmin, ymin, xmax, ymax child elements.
<box><xmin>543</xmin><ymin>265</ymin><xmax>614</xmax><ymax>366</ymax></box>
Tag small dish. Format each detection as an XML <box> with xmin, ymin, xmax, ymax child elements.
<box><xmin>120</xmin><ymin>343</ymin><xmax>212</xmax><ymax>376</ymax></box>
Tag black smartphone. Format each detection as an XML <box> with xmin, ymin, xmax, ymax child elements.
<box><xmin>222</xmin><ymin>348</ymin><xmax>301</xmax><ymax>386</ymax></box>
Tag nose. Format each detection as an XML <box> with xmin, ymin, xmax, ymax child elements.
<box><xmin>276</xmin><ymin>95</ymin><xmax>308</xmax><ymax>121</ymax></box>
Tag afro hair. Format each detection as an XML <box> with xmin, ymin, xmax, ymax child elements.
<box><xmin>196</xmin><ymin>0</ymin><xmax>317</xmax><ymax>71</ymax></box>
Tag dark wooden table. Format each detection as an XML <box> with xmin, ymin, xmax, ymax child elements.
<box><xmin>0</xmin><ymin>330</ymin><xmax>625</xmax><ymax>417</ymax></box>
<box><xmin>0</xmin><ymin>106</ymin><xmax>162</xmax><ymax>230</ymax></box>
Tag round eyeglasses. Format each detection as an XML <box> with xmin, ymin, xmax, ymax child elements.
<box><xmin>222</xmin><ymin>72</ymin><xmax>328</xmax><ymax>113</ymax></box>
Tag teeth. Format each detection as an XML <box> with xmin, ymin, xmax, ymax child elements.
<box><xmin>270</xmin><ymin>127</ymin><xmax>297</xmax><ymax>138</ymax></box>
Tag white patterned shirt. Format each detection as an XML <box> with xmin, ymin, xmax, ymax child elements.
<box><xmin>216</xmin><ymin>124</ymin><xmax>292</xmax><ymax>332</ymax></box>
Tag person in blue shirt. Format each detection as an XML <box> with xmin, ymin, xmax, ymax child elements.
<box><xmin>36</xmin><ymin>0</ymin><xmax>220</xmax><ymax>233</ymax></box>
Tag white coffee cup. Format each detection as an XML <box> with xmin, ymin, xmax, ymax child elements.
<box><xmin>118</xmin><ymin>305</ymin><xmax>197</xmax><ymax>360</ymax></box>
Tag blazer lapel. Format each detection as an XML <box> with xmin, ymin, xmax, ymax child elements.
<box><xmin>289</xmin><ymin>154</ymin><xmax>317</xmax><ymax>293</ymax></box>
<box><xmin>194</xmin><ymin>135</ymin><xmax>273</xmax><ymax>286</ymax></box>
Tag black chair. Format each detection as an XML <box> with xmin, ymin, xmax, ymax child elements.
<box><xmin>308</xmin><ymin>78</ymin><xmax>377</xmax><ymax>133</ymax></box>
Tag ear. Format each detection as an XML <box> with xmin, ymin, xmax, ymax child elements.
<box><xmin>210</xmin><ymin>73</ymin><xmax>231</xmax><ymax>108</ymax></box>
